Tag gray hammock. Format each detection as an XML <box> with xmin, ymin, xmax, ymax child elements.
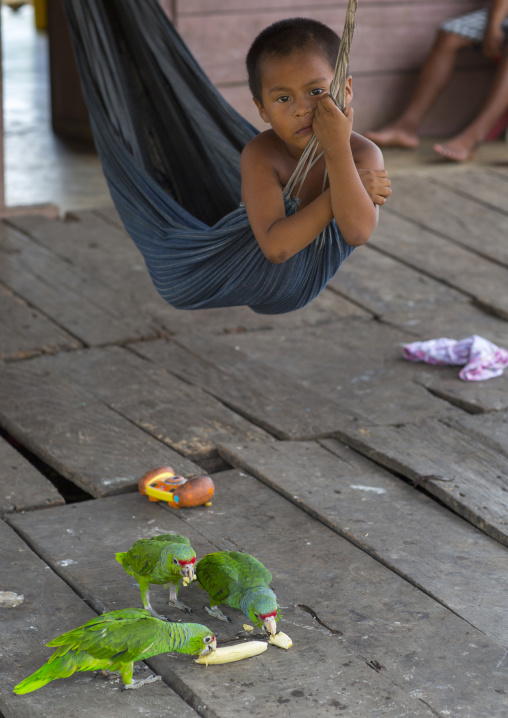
<box><xmin>61</xmin><ymin>0</ymin><xmax>357</xmax><ymax>314</ymax></box>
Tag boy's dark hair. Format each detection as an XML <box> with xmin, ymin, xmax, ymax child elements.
<box><xmin>246</xmin><ymin>17</ymin><xmax>341</xmax><ymax>102</ymax></box>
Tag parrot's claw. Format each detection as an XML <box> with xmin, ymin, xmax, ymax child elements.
<box><xmin>168</xmin><ymin>598</ymin><xmax>192</xmax><ymax>613</ymax></box>
<box><xmin>122</xmin><ymin>675</ymin><xmax>162</xmax><ymax>691</ymax></box>
<box><xmin>204</xmin><ymin>605</ymin><xmax>232</xmax><ymax>623</ymax></box>
<box><xmin>95</xmin><ymin>669</ymin><xmax>118</xmax><ymax>682</ymax></box>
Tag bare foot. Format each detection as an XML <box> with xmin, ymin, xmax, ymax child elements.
<box><xmin>365</xmin><ymin>125</ymin><xmax>419</xmax><ymax>149</ymax></box>
<box><xmin>433</xmin><ymin>134</ymin><xmax>477</xmax><ymax>162</ymax></box>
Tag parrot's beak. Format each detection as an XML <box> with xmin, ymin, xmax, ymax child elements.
<box><xmin>180</xmin><ymin>563</ymin><xmax>195</xmax><ymax>580</ymax></box>
<box><xmin>200</xmin><ymin>636</ymin><xmax>217</xmax><ymax>656</ymax></box>
<box><xmin>263</xmin><ymin>615</ymin><xmax>277</xmax><ymax>637</ymax></box>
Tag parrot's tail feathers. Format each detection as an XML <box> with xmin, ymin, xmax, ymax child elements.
<box><xmin>14</xmin><ymin>671</ymin><xmax>51</xmax><ymax>694</ymax></box>
<box><xmin>13</xmin><ymin>651</ymin><xmax>97</xmax><ymax>694</ymax></box>
<box><xmin>13</xmin><ymin>661</ymin><xmax>68</xmax><ymax>694</ymax></box>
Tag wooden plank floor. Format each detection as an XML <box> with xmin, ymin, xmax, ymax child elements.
<box><xmin>1</xmin><ymin>164</ymin><xmax>508</xmax><ymax>717</ymax></box>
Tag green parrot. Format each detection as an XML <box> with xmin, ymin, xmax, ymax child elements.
<box><xmin>115</xmin><ymin>534</ymin><xmax>196</xmax><ymax>619</ymax></box>
<box><xmin>13</xmin><ymin>608</ymin><xmax>216</xmax><ymax>694</ymax></box>
<box><xmin>196</xmin><ymin>551</ymin><xmax>278</xmax><ymax>636</ymax></box>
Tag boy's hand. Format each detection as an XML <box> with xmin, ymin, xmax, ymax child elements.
<box><xmin>357</xmin><ymin>169</ymin><xmax>391</xmax><ymax>205</ymax></box>
<box><xmin>313</xmin><ymin>94</ymin><xmax>353</xmax><ymax>155</ymax></box>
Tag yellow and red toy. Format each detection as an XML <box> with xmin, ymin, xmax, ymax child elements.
<box><xmin>138</xmin><ymin>466</ymin><xmax>214</xmax><ymax>508</ymax></box>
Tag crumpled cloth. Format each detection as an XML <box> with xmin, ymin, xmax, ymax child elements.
<box><xmin>402</xmin><ymin>335</ymin><xmax>508</xmax><ymax>381</ymax></box>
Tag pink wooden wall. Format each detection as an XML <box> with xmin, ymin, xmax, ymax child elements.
<box><xmin>170</xmin><ymin>0</ymin><xmax>491</xmax><ymax>136</ymax></box>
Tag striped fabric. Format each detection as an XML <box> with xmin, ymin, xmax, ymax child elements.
<box><xmin>440</xmin><ymin>7</ymin><xmax>508</xmax><ymax>42</ymax></box>
<box><xmin>61</xmin><ymin>0</ymin><xmax>354</xmax><ymax>315</ymax></box>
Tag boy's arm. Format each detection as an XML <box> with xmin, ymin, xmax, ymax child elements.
<box><xmin>241</xmin><ymin>136</ymin><xmax>338</xmax><ymax>263</ymax></box>
<box><xmin>313</xmin><ymin>98</ymin><xmax>380</xmax><ymax>246</ymax></box>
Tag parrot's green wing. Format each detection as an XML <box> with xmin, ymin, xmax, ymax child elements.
<box><xmin>196</xmin><ymin>552</ymin><xmax>242</xmax><ymax>605</ymax></box>
<box><xmin>226</xmin><ymin>551</ymin><xmax>273</xmax><ymax>588</ymax></box>
<box><xmin>47</xmin><ymin>609</ymin><xmax>163</xmax><ymax>663</ymax></box>
<box><xmin>118</xmin><ymin>539</ymin><xmax>170</xmax><ymax>577</ymax></box>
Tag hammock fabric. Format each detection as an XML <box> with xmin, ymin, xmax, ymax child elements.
<box><xmin>62</xmin><ymin>0</ymin><xmax>355</xmax><ymax>314</ymax></box>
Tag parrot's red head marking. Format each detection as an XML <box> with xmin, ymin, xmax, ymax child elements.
<box><xmin>259</xmin><ymin>610</ymin><xmax>277</xmax><ymax>620</ymax></box>
<box><xmin>179</xmin><ymin>557</ymin><xmax>196</xmax><ymax>566</ymax></box>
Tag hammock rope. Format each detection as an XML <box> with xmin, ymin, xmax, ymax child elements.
<box><xmin>61</xmin><ymin>0</ymin><xmax>358</xmax><ymax>315</ymax></box>
<box><xmin>285</xmin><ymin>0</ymin><xmax>358</xmax><ymax>199</ymax></box>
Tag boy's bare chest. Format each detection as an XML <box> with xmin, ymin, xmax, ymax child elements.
<box><xmin>276</xmin><ymin>154</ymin><xmax>328</xmax><ymax>209</ymax></box>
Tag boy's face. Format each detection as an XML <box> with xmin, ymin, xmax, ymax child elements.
<box><xmin>254</xmin><ymin>49</ymin><xmax>352</xmax><ymax>157</ymax></box>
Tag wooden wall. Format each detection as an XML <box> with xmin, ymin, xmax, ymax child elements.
<box><xmin>172</xmin><ymin>0</ymin><xmax>491</xmax><ymax>136</ymax></box>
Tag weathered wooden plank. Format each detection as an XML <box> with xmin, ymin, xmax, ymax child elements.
<box><xmin>0</xmin><ymin>436</ymin><xmax>64</xmax><ymax>513</ymax></box>
<box><xmin>0</xmin><ymin>361</ymin><xmax>200</xmax><ymax>497</ymax></box>
<box><xmin>218</xmin><ymin>439</ymin><xmax>508</xmax><ymax>647</ymax></box>
<box><xmin>448</xmin><ymin>409</ymin><xmax>508</xmax><ymax>458</ymax></box>
<box><xmin>416</xmin><ymin>365</ymin><xmax>508</xmax><ymax>414</ymax></box>
<box><xmin>132</xmin><ymin>336</ymin><xmax>357</xmax><ymax>440</ymax></box>
<box><xmin>378</xmin><ymin>301</ymin><xmax>508</xmax><ymax>346</ymax></box>
<box><xmin>7</xmin><ymin>493</ymin><xmax>439</xmax><ymax>718</ymax></box>
<box><xmin>329</xmin><ymin>417</ymin><xmax>508</xmax><ymax>547</ymax></box>
<box><xmin>434</xmin><ymin>167</ymin><xmax>508</xmax><ymax>215</ymax></box>
<box><xmin>0</xmin><ymin>520</ymin><xmax>197</xmax><ymax>718</ymax></box>
<box><xmin>213</xmin><ymin>319</ymin><xmax>455</xmax><ymax>425</ymax></box>
<box><xmin>0</xmin><ymin>283</ymin><xmax>80</xmax><ymax>360</ymax></box>
<box><xmin>9</xmin><ymin>481</ymin><xmax>508</xmax><ymax>716</ymax></box>
<box><xmin>329</xmin><ymin>247</ymin><xmax>508</xmax><ymax>341</ymax></box>
<box><xmin>386</xmin><ymin>176</ymin><xmax>508</xmax><ymax>267</ymax></box>
<box><xmin>28</xmin><ymin>345</ymin><xmax>274</xmax><ymax>462</ymax></box>
<box><xmin>0</xmin><ymin>223</ymin><xmax>156</xmax><ymax>345</ymax></box>
<box><xmin>371</xmin><ymin>211</ymin><xmax>508</xmax><ymax>319</ymax></box>
<box><xmin>328</xmin><ymin>243</ymin><xmax>464</xmax><ymax>318</ymax></box>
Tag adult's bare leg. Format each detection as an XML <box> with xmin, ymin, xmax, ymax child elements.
<box><xmin>434</xmin><ymin>50</ymin><xmax>508</xmax><ymax>160</ymax></box>
<box><xmin>366</xmin><ymin>31</ymin><xmax>474</xmax><ymax>148</ymax></box>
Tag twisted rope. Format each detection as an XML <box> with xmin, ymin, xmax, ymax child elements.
<box><xmin>284</xmin><ymin>0</ymin><xmax>358</xmax><ymax>199</ymax></box>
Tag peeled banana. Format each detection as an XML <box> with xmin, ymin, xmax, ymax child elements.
<box><xmin>195</xmin><ymin>641</ymin><xmax>267</xmax><ymax>665</ymax></box>
<box><xmin>269</xmin><ymin>631</ymin><xmax>293</xmax><ymax>649</ymax></box>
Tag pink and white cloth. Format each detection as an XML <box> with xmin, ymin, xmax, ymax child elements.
<box><xmin>402</xmin><ymin>335</ymin><xmax>508</xmax><ymax>381</ymax></box>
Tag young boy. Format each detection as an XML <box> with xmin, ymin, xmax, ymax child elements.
<box><xmin>241</xmin><ymin>18</ymin><xmax>390</xmax><ymax>264</ymax></box>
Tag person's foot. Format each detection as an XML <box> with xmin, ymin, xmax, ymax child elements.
<box><xmin>365</xmin><ymin>124</ymin><xmax>419</xmax><ymax>149</ymax></box>
<box><xmin>433</xmin><ymin>133</ymin><xmax>478</xmax><ymax>162</ymax></box>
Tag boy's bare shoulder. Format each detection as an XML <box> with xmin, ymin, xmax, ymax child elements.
<box><xmin>241</xmin><ymin>129</ymin><xmax>285</xmax><ymax>167</ymax></box>
<box><xmin>350</xmin><ymin>131</ymin><xmax>384</xmax><ymax>169</ymax></box>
